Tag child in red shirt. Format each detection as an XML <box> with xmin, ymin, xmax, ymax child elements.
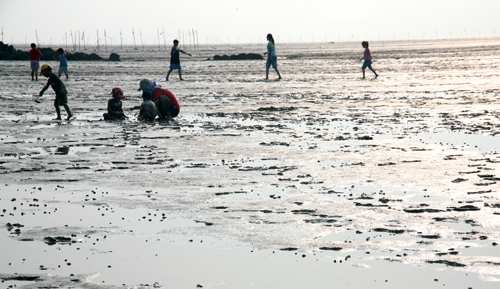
<box><xmin>29</xmin><ymin>43</ymin><xmax>42</xmax><ymax>81</ymax></box>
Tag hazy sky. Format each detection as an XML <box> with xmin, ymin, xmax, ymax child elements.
<box><xmin>1</xmin><ymin>0</ymin><xmax>499</xmax><ymax>47</ymax></box>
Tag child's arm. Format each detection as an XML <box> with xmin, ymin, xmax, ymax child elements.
<box><xmin>39</xmin><ymin>80</ymin><xmax>50</xmax><ymax>96</ymax></box>
<box><xmin>179</xmin><ymin>49</ymin><xmax>191</xmax><ymax>56</ymax></box>
<box><xmin>38</xmin><ymin>50</ymin><xmax>42</xmax><ymax>57</ymax></box>
<box><xmin>65</xmin><ymin>51</ymin><xmax>70</xmax><ymax>57</ymax></box>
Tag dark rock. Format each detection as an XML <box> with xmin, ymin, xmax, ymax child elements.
<box><xmin>108</xmin><ymin>53</ymin><xmax>121</xmax><ymax>61</ymax></box>
<box><xmin>213</xmin><ymin>53</ymin><xmax>264</xmax><ymax>60</ymax></box>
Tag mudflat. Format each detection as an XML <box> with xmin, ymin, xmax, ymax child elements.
<box><xmin>1</xmin><ymin>37</ymin><xmax>500</xmax><ymax>288</ymax></box>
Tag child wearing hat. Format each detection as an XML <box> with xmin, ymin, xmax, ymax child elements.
<box><xmin>103</xmin><ymin>88</ymin><xmax>126</xmax><ymax>120</ymax></box>
<box><xmin>38</xmin><ymin>64</ymin><xmax>73</xmax><ymax>120</ymax></box>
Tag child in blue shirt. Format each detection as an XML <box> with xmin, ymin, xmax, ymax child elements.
<box><xmin>53</xmin><ymin>48</ymin><xmax>70</xmax><ymax>79</ymax></box>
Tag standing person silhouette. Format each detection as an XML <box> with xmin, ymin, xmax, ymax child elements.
<box><xmin>264</xmin><ymin>33</ymin><xmax>282</xmax><ymax>80</ymax></box>
<box><xmin>166</xmin><ymin>40</ymin><xmax>191</xmax><ymax>81</ymax></box>
<box><xmin>29</xmin><ymin>43</ymin><xmax>42</xmax><ymax>81</ymax></box>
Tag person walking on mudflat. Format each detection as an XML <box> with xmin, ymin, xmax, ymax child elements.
<box><xmin>264</xmin><ymin>33</ymin><xmax>282</xmax><ymax>80</ymax></box>
<box><xmin>166</xmin><ymin>39</ymin><xmax>191</xmax><ymax>81</ymax></box>
<box><xmin>38</xmin><ymin>64</ymin><xmax>73</xmax><ymax>120</ymax></box>
<box><xmin>359</xmin><ymin>41</ymin><xmax>378</xmax><ymax>79</ymax></box>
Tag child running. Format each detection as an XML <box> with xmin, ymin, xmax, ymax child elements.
<box><xmin>165</xmin><ymin>40</ymin><xmax>191</xmax><ymax>81</ymax></box>
<box><xmin>29</xmin><ymin>43</ymin><xmax>42</xmax><ymax>81</ymax></box>
<box><xmin>53</xmin><ymin>48</ymin><xmax>70</xmax><ymax>79</ymax></box>
<box><xmin>103</xmin><ymin>88</ymin><xmax>126</xmax><ymax>120</ymax></box>
<box><xmin>359</xmin><ymin>41</ymin><xmax>378</xmax><ymax>79</ymax></box>
<box><xmin>38</xmin><ymin>64</ymin><xmax>73</xmax><ymax>120</ymax></box>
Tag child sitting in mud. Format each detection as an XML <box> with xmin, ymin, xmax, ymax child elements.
<box><xmin>137</xmin><ymin>79</ymin><xmax>180</xmax><ymax>121</ymax></box>
<box><xmin>38</xmin><ymin>64</ymin><xmax>73</xmax><ymax>120</ymax></box>
<box><xmin>103</xmin><ymin>88</ymin><xmax>126</xmax><ymax>120</ymax></box>
<box><xmin>138</xmin><ymin>89</ymin><xmax>158</xmax><ymax>121</ymax></box>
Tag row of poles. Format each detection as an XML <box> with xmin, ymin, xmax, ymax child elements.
<box><xmin>27</xmin><ymin>28</ymin><xmax>201</xmax><ymax>52</ymax></box>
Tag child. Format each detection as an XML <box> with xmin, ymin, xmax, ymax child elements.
<box><xmin>53</xmin><ymin>48</ymin><xmax>70</xmax><ymax>79</ymax></box>
<box><xmin>39</xmin><ymin>64</ymin><xmax>73</xmax><ymax>120</ymax></box>
<box><xmin>29</xmin><ymin>43</ymin><xmax>42</xmax><ymax>81</ymax></box>
<box><xmin>138</xmin><ymin>79</ymin><xmax>180</xmax><ymax>121</ymax></box>
<box><xmin>103</xmin><ymin>88</ymin><xmax>126</xmax><ymax>120</ymax></box>
<box><xmin>139</xmin><ymin>89</ymin><xmax>158</xmax><ymax>121</ymax></box>
<box><xmin>263</xmin><ymin>33</ymin><xmax>282</xmax><ymax>80</ymax></box>
<box><xmin>165</xmin><ymin>40</ymin><xmax>191</xmax><ymax>81</ymax></box>
<box><xmin>359</xmin><ymin>41</ymin><xmax>378</xmax><ymax>78</ymax></box>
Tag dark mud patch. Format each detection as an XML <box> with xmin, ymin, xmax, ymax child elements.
<box><xmin>43</xmin><ymin>236</ymin><xmax>73</xmax><ymax>245</ymax></box>
<box><xmin>419</xmin><ymin>234</ymin><xmax>441</xmax><ymax>239</ymax></box>
<box><xmin>280</xmin><ymin>247</ymin><xmax>299</xmax><ymax>251</ymax></box>
<box><xmin>404</xmin><ymin>208</ymin><xmax>444</xmax><ymax>213</ymax></box>
<box><xmin>319</xmin><ymin>247</ymin><xmax>343</xmax><ymax>251</ymax></box>
<box><xmin>257</xmin><ymin>107</ymin><xmax>297</xmax><ymax>112</ymax></box>
<box><xmin>426</xmin><ymin>260</ymin><xmax>466</xmax><ymax>267</ymax></box>
<box><xmin>449</xmin><ymin>205</ymin><xmax>480</xmax><ymax>212</ymax></box>
<box><xmin>373</xmin><ymin>228</ymin><xmax>405</xmax><ymax>234</ymax></box>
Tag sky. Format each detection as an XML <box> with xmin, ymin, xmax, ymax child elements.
<box><xmin>1</xmin><ymin>0</ymin><xmax>499</xmax><ymax>47</ymax></box>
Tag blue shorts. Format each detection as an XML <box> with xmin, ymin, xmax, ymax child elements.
<box><xmin>58</xmin><ymin>66</ymin><xmax>69</xmax><ymax>76</ymax></box>
<box><xmin>170</xmin><ymin>63</ymin><xmax>181</xmax><ymax>70</ymax></box>
<box><xmin>362</xmin><ymin>59</ymin><xmax>372</xmax><ymax>70</ymax></box>
<box><xmin>266</xmin><ymin>56</ymin><xmax>278</xmax><ymax>68</ymax></box>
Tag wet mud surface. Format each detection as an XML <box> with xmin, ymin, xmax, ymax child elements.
<box><xmin>1</xmin><ymin>37</ymin><xmax>500</xmax><ymax>288</ymax></box>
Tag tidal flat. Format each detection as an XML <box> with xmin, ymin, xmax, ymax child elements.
<box><xmin>1</xmin><ymin>37</ymin><xmax>500</xmax><ymax>288</ymax></box>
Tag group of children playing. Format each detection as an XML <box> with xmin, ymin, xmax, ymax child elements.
<box><xmin>32</xmin><ymin>39</ymin><xmax>377</xmax><ymax>121</ymax></box>
<box><xmin>36</xmin><ymin>62</ymin><xmax>179</xmax><ymax>122</ymax></box>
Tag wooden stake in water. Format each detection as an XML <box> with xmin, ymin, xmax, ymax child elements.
<box><xmin>120</xmin><ymin>30</ymin><xmax>123</xmax><ymax>50</ymax></box>
<box><xmin>140</xmin><ymin>30</ymin><xmax>144</xmax><ymax>51</ymax></box>
<box><xmin>157</xmin><ymin>28</ymin><xmax>161</xmax><ymax>50</ymax></box>
<box><xmin>96</xmin><ymin>29</ymin><xmax>100</xmax><ymax>51</ymax></box>
<box><xmin>163</xmin><ymin>27</ymin><xmax>166</xmax><ymax>50</ymax></box>
<box><xmin>82</xmin><ymin>31</ymin><xmax>86</xmax><ymax>50</ymax></box>
<box><xmin>104</xmin><ymin>29</ymin><xmax>107</xmax><ymax>52</ymax></box>
<box><xmin>35</xmin><ymin>30</ymin><xmax>39</xmax><ymax>46</ymax></box>
<box><xmin>132</xmin><ymin>29</ymin><xmax>137</xmax><ymax>50</ymax></box>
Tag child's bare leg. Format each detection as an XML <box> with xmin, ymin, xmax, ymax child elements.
<box><xmin>63</xmin><ymin>104</ymin><xmax>73</xmax><ymax>119</ymax></box>
<box><xmin>31</xmin><ymin>70</ymin><xmax>34</xmax><ymax>80</ymax></box>
<box><xmin>362</xmin><ymin>69</ymin><xmax>366</xmax><ymax>78</ymax></box>
<box><xmin>178</xmin><ymin>69</ymin><xmax>183</xmax><ymax>80</ymax></box>
<box><xmin>274</xmin><ymin>67</ymin><xmax>282</xmax><ymax>79</ymax></box>
<box><xmin>166</xmin><ymin>69</ymin><xmax>173</xmax><ymax>81</ymax></box>
<box><xmin>265</xmin><ymin>68</ymin><xmax>270</xmax><ymax>79</ymax></box>
<box><xmin>371</xmin><ymin>68</ymin><xmax>378</xmax><ymax>77</ymax></box>
<box><xmin>54</xmin><ymin>104</ymin><xmax>62</xmax><ymax>120</ymax></box>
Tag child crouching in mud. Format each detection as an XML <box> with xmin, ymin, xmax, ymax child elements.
<box><xmin>138</xmin><ymin>90</ymin><xmax>158</xmax><ymax>121</ymax></box>
<box><xmin>137</xmin><ymin>79</ymin><xmax>180</xmax><ymax>121</ymax></box>
<box><xmin>103</xmin><ymin>88</ymin><xmax>126</xmax><ymax>120</ymax></box>
<box><xmin>38</xmin><ymin>64</ymin><xmax>73</xmax><ymax>120</ymax></box>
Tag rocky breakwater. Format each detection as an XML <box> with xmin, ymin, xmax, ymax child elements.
<box><xmin>0</xmin><ymin>42</ymin><xmax>120</xmax><ymax>61</ymax></box>
<box><xmin>211</xmin><ymin>53</ymin><xmax>264</xmax><ymax>60</ymax></box>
